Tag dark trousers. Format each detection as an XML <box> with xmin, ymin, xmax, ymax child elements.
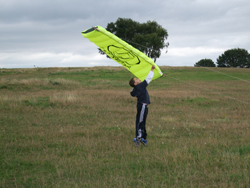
<box><xmin>135</xmin><ymin>103</ymin><xmax>148</xmax><ymax>139</ymax></box>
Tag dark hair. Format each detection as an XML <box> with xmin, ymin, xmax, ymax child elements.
<box><xmin>129</xmin><ymin>78</ymin><xmax>135</xmax><ymax>87</ymax></box>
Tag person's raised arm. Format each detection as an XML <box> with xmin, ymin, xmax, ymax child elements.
<box><xmin>145</xmin><ymin>65</ymin><xmax>155</xmax><ymax>84</ymax></box>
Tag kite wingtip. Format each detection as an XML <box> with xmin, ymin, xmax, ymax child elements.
<box><xmin>93</xmin><ymin>26</ymin><xmax>99</xmax><ymax>31</ymax></box>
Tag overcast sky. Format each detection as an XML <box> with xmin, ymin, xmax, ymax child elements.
<box><xmin>1</xmin><ymin>0</ymin><xmax>250</xmax><ymax>68</ymax></box>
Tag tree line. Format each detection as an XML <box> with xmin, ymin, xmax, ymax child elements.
<box><xmin>194</xmin><ymin>48</ymin><xmax>250</xmax><ymax>68</ymax></box>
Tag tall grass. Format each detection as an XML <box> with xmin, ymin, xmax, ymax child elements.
<box><xmin>0</xmin><ymin>67</ymin><xmax>250</xmax><ymax>187</ymax></box>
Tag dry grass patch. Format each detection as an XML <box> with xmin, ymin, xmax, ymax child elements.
<box><xmin>50</xmin><ymin>91</ymin><xmax>81</xmax><ymax>104</ymax></box>
<box><xmin>0</xmin><ymin>77</ymin><xmax>80</xmax><ymax>87</ymax></box>
<box><xmin>160</xmin><ymin>116</ymin><xmax>178</xmax><ymax>122</ymax></box>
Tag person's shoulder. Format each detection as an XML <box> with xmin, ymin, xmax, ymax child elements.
<box><xmin>137</xmin><ymin>80</ymin><xmax>146</xmax><ymax>85</ymax></box>
<box><xmin>140</xmin><ymin>80</ymin><xmax>148</xmax><ymax>87</ymax></box>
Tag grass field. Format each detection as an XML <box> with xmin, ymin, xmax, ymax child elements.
<box><xmin>0</xmin><ymin>66</ymin><xmax>250</xmax><ymax>187</ymax></box>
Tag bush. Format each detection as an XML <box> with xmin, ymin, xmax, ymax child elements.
<box><xmin>194</xmin><ymin>59</ymin><xmax>215</xmax><ymax>67</ymax></box>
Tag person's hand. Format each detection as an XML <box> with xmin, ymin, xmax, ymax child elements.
<box><xmin>151</xmin><ymin>65</ymin><xmax>155</xmax><ymax>70</ymax></box>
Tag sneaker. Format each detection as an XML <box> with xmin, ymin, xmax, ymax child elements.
<box><xmin>133</xmin><ymin>138</ymin><xmax>140</xmax><ymax>147</ymax></box>
<box><xmin>140</xmin><ymin>138</ymin><xmax>148</xmax><ymax>146</ymax></box>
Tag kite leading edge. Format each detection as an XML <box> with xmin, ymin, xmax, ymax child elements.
<box><xmin>81</xmin><ymin>26</ymin><xmax>163</xmax><ymax>81</ymax></box>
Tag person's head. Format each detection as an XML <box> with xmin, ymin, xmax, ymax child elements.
<box><xmin>129</xmin><ymin>77</ymin><xmax>141</xmax><ymax>87</ymax></box>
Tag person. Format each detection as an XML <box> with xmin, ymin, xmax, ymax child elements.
<box><xmin>129</xmin><ymin>65</ymin><xmax>155</xmax><ymax>146</ymax></box>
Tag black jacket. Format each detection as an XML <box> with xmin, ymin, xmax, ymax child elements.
<box><xmin>130</xmin><ymin>80</ymin><xmax>150</xmax><ymax>104</ymax></box>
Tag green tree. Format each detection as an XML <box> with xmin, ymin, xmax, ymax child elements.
<box><xmin>194</xmin><ymin>59</ymin><xmax>215</xmax><ymax>67</ymax></box>
<box><xmin>99</xmin><ymin>18</ymin><xmax>169</xmax><ymax>62</ymax></box>
<box><xmin>216</xmin><ymin>48</ymin><xmax>250</xmax><ymax>68</ymax></box>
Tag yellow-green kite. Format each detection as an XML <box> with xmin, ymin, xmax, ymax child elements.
<box><xmin>81</xmin><ymin>26</ymin><xmax>163</xmax><ymax>81</ymax></box>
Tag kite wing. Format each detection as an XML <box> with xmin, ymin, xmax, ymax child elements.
<box><xmin>81</xmin><ymin>26</ymin><xmax>163</xmax><ymax>81</ymax></box>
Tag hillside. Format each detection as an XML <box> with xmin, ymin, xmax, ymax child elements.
<box><xmin>1</xmin><ymin>66</ymin><xmax>250</xmax><ymax>187</ymax></box>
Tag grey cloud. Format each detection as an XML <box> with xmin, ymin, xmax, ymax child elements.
<box><xmin>1</xmin><ymin>0</ymin><xmax>250</xmax><ymax>68</ymax></box>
